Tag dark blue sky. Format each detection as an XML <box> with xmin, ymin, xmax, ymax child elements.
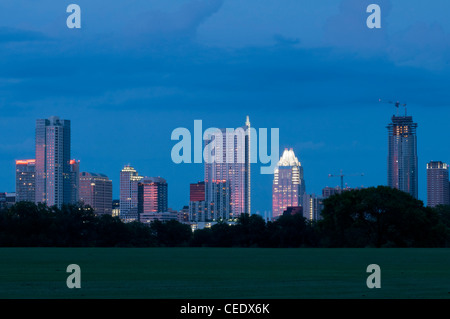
<box><xmin>1</xmin><ymin>0</ymin><xmax>450</xmax><ymax>212</ymax></box>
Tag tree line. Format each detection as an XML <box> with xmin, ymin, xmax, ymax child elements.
<box><xmin>0</xmin><ymin>186</ymin><xmax>449</xmax><ymax>247</ymax></box>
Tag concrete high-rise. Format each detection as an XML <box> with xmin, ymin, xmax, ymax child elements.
<box><xmin>119</xmin><ymin>165</ymin><xmax>143</xmax><ymax>222</ymax></box>
<box><xmin>35</xmin><ymin>116</ymin><xmax>72</xmax><ymax>208</ymax></box>
<box><xmin>204</xmin><ymin>116</ymin><xmax>251</xmax><ymax>219</ymax></box>
<box><xmin>15</xmin><ymin>159</ymin><xmax>36</xmax><ymax>203</ymax></box>
<box><xmin>427</xmin><ymin>161</ymin><xmax>450</xmax><ymax>207</ymax></box>
<box><xmin>79</xmin><ymin>172</ymin><xmax>113</xmax><ymax>215</ymax></box>
<box><xmin>387</xmin><ymin>114</ymin><xmax>418</xmax><ymax>199</ymax></box>
<box><xmin>272</xmin><ymin>148</ymin><xmax>306</xmax><ymax>219</ymax></box>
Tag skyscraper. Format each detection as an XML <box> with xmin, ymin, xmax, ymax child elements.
<box><xmin>137</xmin><ymin>177</ymin><xmax>168</xmax><ymax>218</ymax></box>
<box><xmin>387</xmin><ymin>114</ymin><xmax>418</xmax><ymax>199</ymax></box>
<box><xmin>79</xmin><ymin>172</ymin><xmax>113</xmax><ymax>215</ymax></box>
<box><xmin>272</xmin><ymin>148</ymin><xmax>306</xmax><ymax>219</ymax></box>
<box><xmin>15</xmin><ymin>159</ymin><xmax>36</xmax><ymax>203</ymax></box>
<box><xmin>207</xmin><ymin>180</ymin><xmax>232</xmax><ymax>221</ymax></box>
<box><xmin>119</xmin><ymin>165</ymin><xmax>143</xmax><ymax>222</ymax></box>
<box><xmin>35</xmin><ymin>116</ymin><xmax>72</xmax><ymax>208</ymax></box>
<box><xmin>427</xmin><ymin>161</ymin><xmax>450</xmax><ymax>207</ymax></box>
<box><xmin>69</xmin><ymin>159</ymin><xmax>80</xmax><ymax>204</ymax></box>
<box><xmin>204</xmin><ymin>116</ymin><xmax>251</xmax><ymax>219</ymax></box>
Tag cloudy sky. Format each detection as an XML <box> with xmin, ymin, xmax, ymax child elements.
<box><xmin>1</xmin><ymin>0</ymin><xmax>450</xmax><ymax>212</ymax></box>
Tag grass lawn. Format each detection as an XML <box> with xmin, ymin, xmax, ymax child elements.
<box><xmin>0</xmin><ymin>248</ymin><xmax>449</xmax><ymax>299</ymax></box>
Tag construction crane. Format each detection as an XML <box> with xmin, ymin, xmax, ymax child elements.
<box><xmin>379</xmin><ymin>99</ymin><xmax>407</xmax><ymax>116</ymax></box>
<box><xmin>328</xmin><ymin>169</ymin><xmax>364</xmax><ymax>190</ymax></box>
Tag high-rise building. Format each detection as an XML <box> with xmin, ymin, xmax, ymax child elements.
<box><xmin>387</xmin><ymin>114</ymin><xmax>418</xmax><ymax>199</ymax></box>
<box><xmin>119</xmin><ymin>165</ymin><xmax>143</xmax><ymax>222</ymax></box>
<box><xmin>189</xmin><ymin>200</ymin><xmax>207</xmax><ymax>222</ymax></box>
<box><xmin>302</xmin><ymin>193</ymin><xmax>324</xmax><ymax>221</ymax></box>
<box><xmin>207</xmin><ymin>180</ymin><xmax>232</xmax><ymax>221</ymax></box>
<box><xmin>204</xmin><ymin>116</ymin><xmax>251</xmax><ymax>219</ymax></box>
<box><xmin>137</xmin><ymin>177</ymin><xmax>168</xmax><ymax>218</ymax></box>
<box><xmin>15</xmin><ymin>159</ymin><xmax>36</xmax><ymax>203</ymax></box>
<box><xmin>189</xmin><ymin>181</ymin><xmax>207</xmax><ymax>222</ymax></box>
<box><xmin>79</xmin><ymin>172</ymin><xmax>113</xmax><ymax>215</ymax></box>
<box><xmin>69</xmin><ymin>159</ymin><xmax>80</xmax><ymax>204</ymax></box>
<box><xmin>272</xmin><ymin>148</ymin><xmax>306</xmax><ymax>219</ymax></box>
<box><xmin>322</xmin><ymin>186</ymin><xmax>341</xmax><ymax>198</ymax></box>
<box><xmin>35</xmin><ymin>116</ymin><xmax>72</xmax><ymax>208</ymax></box>
<box><xmin>427</xmin><ymin>161</ymin><xmax>450</xmax><ymax>207</ymax></box>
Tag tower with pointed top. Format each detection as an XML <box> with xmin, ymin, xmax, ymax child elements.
<box><xmin>204</xmin><ymin>116</ymin><xmax>251</xmax><ymax>220</ymax></box>
<box><xmin>272</xmin><ymin>148</ymin><xmax>305</xmax><ymax>219</ymax></box>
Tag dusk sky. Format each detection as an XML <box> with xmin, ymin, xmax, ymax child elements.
<box><xmin>1</xmin><ymin>0</ymin><xmax>450</xmax><ymax>212</ymax></box>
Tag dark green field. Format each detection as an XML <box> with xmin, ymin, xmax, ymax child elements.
<box><xmin>0</xmin><ymin>248</ymin><xmax>449</xmax><ymax>299</ymax></box>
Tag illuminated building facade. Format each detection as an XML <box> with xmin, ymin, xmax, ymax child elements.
<box><xmin>79</xmin><ymin>172</ymin><xmax>113</xmax><ymax>215</ymax></box>
<box><xmin>387</xmin><ymin>115</ymin><xmax>418</xmax><ymax>199</ymax></box>
<box><xmin>189</xmin><ymin>181</ymin><xmax>206</xmax><ymax>222</ymax></box>
<box><xmin>69</xmin><ymin>159</ymin><xmax>80</xmax><ymax>204</ymax></box>
<box><xmin>112</xmin><ymin>199</ymin><xmax>120</xmax><ymax>217</ymax></box>
<box><xmin>119</xmin><ymin>165</ymin><xmax>143</xmax><ymax>222</ymax></box>
<box><xmin>35</xmin><ymin>116</ymin><xmax>72</xmax><ymax>208</ymax></box>
<box><xmin>272</xmin><ymin>148</ymin><xmax>305</xmax><ymax>219</ymax></box>
<box><xmin>204</xmin><ymin>116</ymin><xmax>251</xmax><ymax>219</ymax></box>
<box><xmin>189</xmin><ymin>201</ymin><xmax>207</xmax><ymax>222</ymax></box>
<box><xmin>15</xmin><ymin>159</ymin><xmax>36</xmax><ymax>203</ymax></box>
<box><xmin>137</xmin><ymin>177</ymin><xmax>168</xmax><ymax>218</ymax></box>
<box><xmin>302</xmin><ymin>193</ymin><xmax>324</xmax><ymax>221</ymax></box>
<box><xmin>207</xmin><ymin>180</ymin><xmax>231</xmax><ymax>221</ymax></box>
<box><xmin>427</xmin><ymin>161</ymin><xmax>450</xmax><ymax>207</ymax></box>
<box><xmin>190</xmin><ymin>181</ymin><xmax>205</xmax><ymax>202</ymax></box>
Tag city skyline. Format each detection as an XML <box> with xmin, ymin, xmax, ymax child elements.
<box><xmin>6</xmin><ymin>108</ymin><xmax>450</xmax><ymax>216</ymax></box>
<box><xmin>1</xmin><ymin>1</ymin><xmax>450</xmax><ymax>213</ymax></box>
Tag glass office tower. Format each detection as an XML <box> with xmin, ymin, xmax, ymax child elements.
<box><xmin>387</xmin><ymin>115</ymin><xmax>418</xmax><ymax>199</ymax></box>
<box><xmin>35</xmin><ymin>116</ymin><xmax>71</xmax><ymax>208</ymax></box>
<box><xmin>204</xmin><ymin>116</ymin><xmax>251</xmax><ymax>219</ymax></box>
<box><xmin>427</xmin><ymin>161</ymin><xmax>449</xmax><ymax>207</ymax></box>
<box><xmin>119</xmin><ymin>165</ymin><xmax>143</xmax><ymax>222</ymax></box>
